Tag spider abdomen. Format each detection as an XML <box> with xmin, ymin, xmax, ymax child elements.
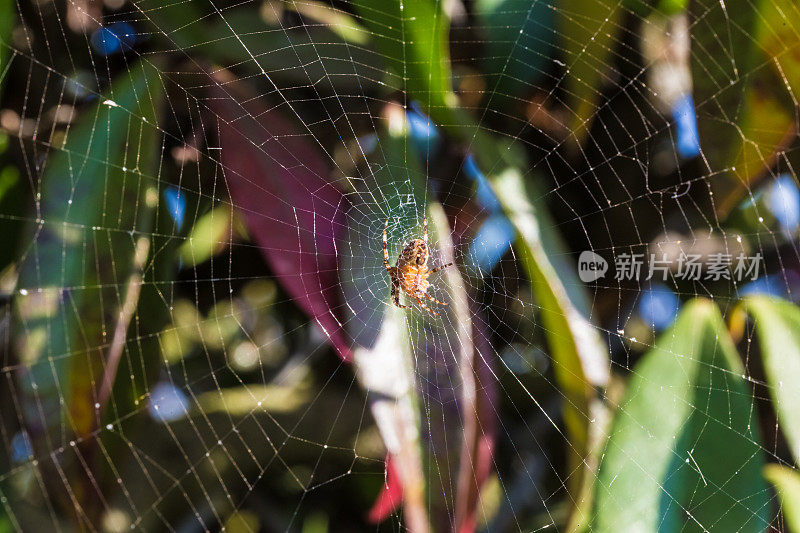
<box><xmin>398</xmin><ymin>266</ymin><xmax>430</xmax><ymax>296</ymax></box>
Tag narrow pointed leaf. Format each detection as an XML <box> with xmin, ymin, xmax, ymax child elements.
<box><xmin>764</xmin><ymin>464</ymin><xmax>800</xmax><ymax>533</ymax></box>
<box><xmin>352</xmin><ymin>308</ymin><xmax>428</xmax><ymax>532</ymax></box>
<box><xmin>150</xmin><ymin>4</ymin><xmax>385</xmax><ymax>92</ymax></box>
<box><xmin>0</xmin><ymin>0</ymin><xmax>15</xmax><ymax>88</ymax></box>
<box><xmin>592</xmin><ymin>299</ymin><xmax>769</xmax><ymax>532</ymax></box>
<box><xmin>693</xmin><ymin>0</ymin><xmax>800</xmax><ymax>216</ymax></box>
<box><xmin>737</xmin><ymin>295</ymin><xmax>800</xmax><ymax>464</ymax></box>
<box><xmin>208</xmin><ymin>72</ymin><xmax>350</xmax><ymax>360</ymax></box>
<box><xmin>491</xmin><ymin>157</ymin><xmax>608</xmax><ymax>469</ymax></box>
<box><xmin>288</xmin><ymin>0</ymin><xmax>370</xmax><ymax>45</ymax></box>
<box><xmin>557</xmin><ymin>0</ymin><xmax>624</xmax><ymax>146</ymax></box>
<box><xmin>351</xmin><ymin>0</ymin><xmax>458</xmax><ymax>123</ymax></box>
<box><xmin>15</xmin><ymin>61</ymin><xmax>164</xmax><ymax>444</ymax></box>
<box><xmin>495</xmin><ymin>167</ymin><xmax>609</xmax><ymax>528</ymax></box>
<box><xmin>368</xmin><ymin>456</ymin><xmax>404</xmax><ymax>523</ymax></box>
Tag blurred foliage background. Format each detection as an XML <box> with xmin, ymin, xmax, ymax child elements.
<box><xmin>0</xmin><ymin>0</ymin><xmax>800</xmax><ymax>531</ymax></box>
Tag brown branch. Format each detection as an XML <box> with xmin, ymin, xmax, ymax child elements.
<box><xmin>428</xmin><ymin>204</ymin><xmax>485</xmax><ymax>533</ymax></box>
<box><xmin>97</xmin><ymin>235</ymin><xmax>150</xmax><ymax>411</ymax></box>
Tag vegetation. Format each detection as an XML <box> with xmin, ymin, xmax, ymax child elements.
<box><xmin>0</xmin><ymin>0</ymin><xmax>799</xmax><ymax>531</ymax></box>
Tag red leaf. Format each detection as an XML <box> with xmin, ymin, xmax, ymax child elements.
<box><xmin>368</xmin><ymin>455</ymin><xmax>403</xmax><ymax>523</ymax></box>
<box><xmin>208</xmin><ymin>73</ymin><xmax>350</xmax><ymax>360</ymax></box>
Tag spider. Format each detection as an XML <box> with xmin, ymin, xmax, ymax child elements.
<box><xmin>383</xmin><ymin>217</ymin><xmax>453</xmax><ymax>316</ymax></box>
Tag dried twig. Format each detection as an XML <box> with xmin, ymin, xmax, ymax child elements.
<box><xmin>97</xmin><ymin>235</ymin><xmax>150</xmax><ymax>410</ymax></box>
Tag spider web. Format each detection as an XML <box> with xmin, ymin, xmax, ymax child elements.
<box><xmin>0</xmin><ymin>0</ymin><xmax>798</xmax><ymax>531</ymax></box>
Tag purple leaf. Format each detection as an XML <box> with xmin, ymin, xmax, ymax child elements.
<box><xmin>209</xmin><ymin>74</ymin><xmax>350</xmax><ymax>360</ymax></box>
<box><xmin>428</xmin><ymin>204</ymin><xmax>497</xmax><ymax>533</ymax></box>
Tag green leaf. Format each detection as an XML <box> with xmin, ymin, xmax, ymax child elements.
<box><xmin>0</xmin><ymin>4</ymin><xmax>18</xmax><ymax>274</ymax></box>
<box><xmin>657</xmin><ymin>0</ymin><xmax>689</xmax><ymax>15</ymax></box>
<box><xmin>351</xmin><ymin>0</ymin><xmax>459</xmax><ymax>123</ymax></box>
<box><xmin>491</xmin><ymin>155</ymin><xmax>608</xmax><ymax>508</ymax></box>
<box><xmin>557</xmin><ymin>0</ymin><xmax>623</xmax><ymax>146</ymax></box>
<box><xmin>592</xmin><ymin>299</ymin><xmax>769</xmax><ymax>532</ymax></box>
<box><xmin>691</xmin><ymin>0</ymin><xmax>755</xmax><ymax>166</ymax></box>
<box><xmin>718</xmin><ymin>85</ymin><xmax>795</xmax><ymax>216</ymax></box>
<box><xmin>764</xmin><ymin>464</ymin><xmax>800</xmax><ymax>533</ymax></box>
<box><xmin>693</xmin><ymin>0</ymin><xmax>800</xmax><ymax>216</ymax></box>
<box><xmin>15</xmin><ymin>61</ymin><xmax>164</xmax><ymax>443</ymax></box>
<box><xmin>753</xmin><ymin>0</ymin><xmax>800</xmax><ymax>104</ymax></box>
<box><xmin>726</xmin><ymin>0</ymin><xmax>800</xmax><ymax>212</ymax></box>
<box><xmin>444</xmin><ymin>73</ymin><xmax>610</xmax><ymax>516</ymax></box>
<box><xmin>0</xmin><ymin>165</ymin><xmax>18</xmax><ymax>202</ymax></box>
<box><xmin>0</xmin><ymin>0</ymin><xmax>15</xmax><ymax>87</ymax></box>
<box><xmin>737</xmin><ymin>295</ymin><xmax>800</xmax><ymax>464</ymax></box>
<box><xmin>287</xmin><ymin>0</ymin><xmax>370</xmax><ymax>45</ymax></box>
<box><xmin>149</xmin><ymin>4</ymin><xmax>386</xmax><ymax>93</ymax></box>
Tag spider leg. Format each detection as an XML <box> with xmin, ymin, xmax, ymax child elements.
<box><xmin>423</xmin><ymin>216</ymin><xmax>428</xmax><ymax>243</ymax></box>
<box><xmin>415</xmin><ymin>296</ymin><xmax>439</xmax><ymax>316</ymax></box>
<box><xmin>427</xmin><ymin>262</ymin><xmax>453</xmax><ymax>275</ymax></box>
<box><xmin>393</xmin><ymin>296</ymin><xmax>408</xmax><ymax>309</ymax></box>
<box><xmin>383</xmin><ymin>218</ymin><xmax>391</xmax><ymax>271</ymax></box>
<box><xmin>391</xmin><ymin>276</ymin><xmax>408</xmax><ymax>309</ymax></box>
<box><xmin>422</xmin><ymin>292</ymin><xmax>448</xmax><ymax>306</ymax></box>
